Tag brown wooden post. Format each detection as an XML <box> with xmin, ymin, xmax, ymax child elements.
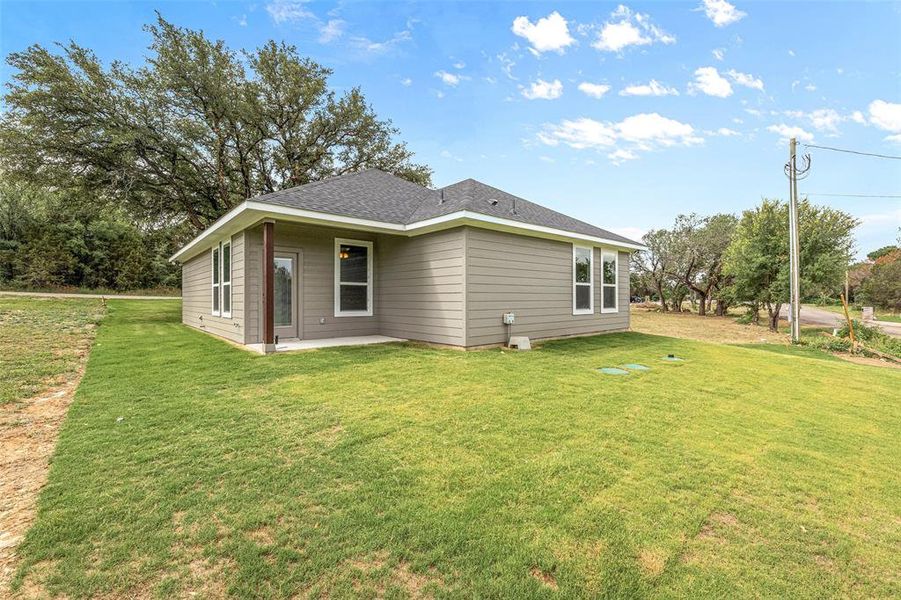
<box><xmin>262</xmin><ymin>221</ymin><xmax>275</xmax><ymax>350</ymax></box>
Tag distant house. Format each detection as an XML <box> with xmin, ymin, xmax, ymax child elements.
<box><xmin>170</xmin><ymin>169</ymin><xmax>643</xmax><ymax>352</ymax></box>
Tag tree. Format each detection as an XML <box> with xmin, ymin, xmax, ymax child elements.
<box><xmin>0</xmin><ymin>181</ymin><xmax>181</xmax><ymax>290</ymax></box>
<box><xmin>867</xmin><ymin>245</ymin><xmax>898</xmax><ymax>262</ymax></box>
<box><xmin>861</xmin><ymin>249</ymin><xmax>901</xmax><ymax>312</ymax></box>
<box><xmin>724</xmin><ymin>199</ymin><xmax>858</xmax><ymax>331</ymax></box>
<box><xmin>667</xmin><ymin>213</ymin><xmax>737</xmax><ymax>316</ymax></box>
<box><xmin>632</xmin><ymin>229</ymin><xmax>675</xmax><ymax>311</ymax></box>
<box><xmin>0</xmin><ymin>14</ymin><xmax>431</xmax><ymax>235</ymax></box>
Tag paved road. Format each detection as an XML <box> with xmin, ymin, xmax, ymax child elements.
<box><xmin>0</xmin><ymin>290</ymin><xmax>179</xmax><ymax>300</ymax></box>
<box><xmin>780</xmin><ymin>305</ymin><xmax>901</xmax><ymax>338</ymax></box>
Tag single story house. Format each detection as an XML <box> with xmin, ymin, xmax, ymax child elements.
<box><xmin>170</xmin><ymin>169</ymin><xmax>644</xmax><ymax>352</ymax></box>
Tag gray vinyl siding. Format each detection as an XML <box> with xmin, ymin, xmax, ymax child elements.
<box><xmin>185</xmin><ymin>221</ymin><xmax>630</xmax><ymax>349</ymax></box>
<box><xmin>181</xmin><ymin>231</ymin><xmax>246</xmax><ymax>344</ymax></box>
<box><xmin>464</xmin><ymin>227</ymin><xmax>630</xmax><ymax>347</ymax></box>
<box><xmin>378</xmin><ymin>228</ymin><xmax>466</xmax><ymax>346</ymax></box>
<box><xmin>243</xmin><ymin>222</ymin><xmax>381</xmax><ymax>342</ymax></box>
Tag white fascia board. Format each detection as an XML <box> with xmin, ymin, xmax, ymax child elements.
<box><xmin>170</xmin><ymin>202</ymin><xmax>645</xmax><ymax>263</ymax></box>
<box><xmin>169</xmin><ymin>202</ymin><xmax>250</xmax><ymax>263</ymax></box>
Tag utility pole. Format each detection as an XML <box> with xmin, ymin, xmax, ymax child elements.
<box><xmin>788</xmin><ymin>138</ymin><xmax>802</xmax><ymax>343</ymax></box>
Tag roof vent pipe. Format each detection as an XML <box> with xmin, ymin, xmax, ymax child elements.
<box><xmin>440</xmin><ymin>189</ymin><xmax>444</xmax><ymax>204</ymax></box>
<box><xmin>512</xmin><ymin>197</ymin><xmax>517</xmax><ymax>215</ymax></box>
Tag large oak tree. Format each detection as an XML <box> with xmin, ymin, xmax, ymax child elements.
<box><xmin>0</xmin><ymin>15</ymin><xmax>431</xmax><ymax>233</ymax></box>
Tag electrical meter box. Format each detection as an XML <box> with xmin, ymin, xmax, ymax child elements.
<box><xmin>502</xmin><ymin>312</ymin><xmax>515</xmax><ymax>325</ymax></box>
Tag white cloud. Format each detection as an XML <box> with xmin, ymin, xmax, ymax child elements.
<box><xmin>440</xmin><ymin>149</ymin><xmax>463</xmax><ymax>162</ymax></box>
<box><xmin>850</xmin><ymin>110</ymin><xmax>866</xmax><ymax>124</ymax></box>
<box><xmin>538</xmin><ymin>113</ymin><xmax>701</xmax><ymax>163</ymax></box>
<box><xmin>808</xmin><ymin>109</ymin><xmax>843</xmax><ymax>132</ymax></box>
<box><xmin>885</xmin><ymin>134</ymin><xmax>901</xmax><ymax>144</ymax></box>
<box><xmin>620</xmin><ymin>79</ymin><xmax>679</xmax><ymax>97</ymax></box>
<box><xmin>726</xmin><ymin>69</ymin><xmax>764</xmax><ymax>91</ymax></box>
<box><xmin>350</xmin><ymin>28</ymin><xmax>413</xmax><ymax>54</ymax></box>
<box><xmin>496</xmin><ymin>53</ymin><xmax>517</xmax><ymax>80</ymax></box>
<box><xmin>699</xmin><ymin>0</ymin><xmax>746</xmax><ymax>27</ymax></box>
<box><xmin>592</xmin><ymin>5</ymin><xmax>675</xmax><ymax>53</ymax></box>
<box><xmin>318</xmin><ymin>19</ymin><xmax>345</xmax><ymax>43</ymax></box>
<box><xmin>435</xmin><ymin>70</ymin><xmax>462</xmax><ymax>86</ymax></box>
<box><xmin>453</xmin><ymin>60</ymin><xmax>466</xmax><ymax>69</ymax></box>
<box><xmin>521</xmin><ymin>79</ymin><xmax>563</xmax><ymax>100</ymax></box>
<box><xmin>266</xmin><ymin>0</ymin><xmax>314</xmax><ymax>24</ymax></box>
<box><xmin>712</xmin><ymin>48</ymin><xmax>725</xmax><ymax>61</ymax></box>
<box><xmin>608</xmin><ymin>149</ymin><xmax>638</xmax><ymax>163</ymax></box>
<box><xmin>511</xmin><ymin>11</ymin><xmax>575</xmax><ymax>54</ymax></box>
<box><xmin>577</xmin><ymin>82</ymin><xmax>611</xmax><ymax>99</ymax></box>
<box><xmin>804</xmin><ymin>83</ymin><xmax>817</xmax><ymax>92</ymax></box>
<box><xmin>235</xmin><ymin>14</ymin><xmax>248</xmax><ymax>27</ymax></box>
<box><xmin>712</xmin><ymin>127</ymin><xmax>740</xmax><ymax>136</ymax></box>
<box><xmin>539</xmin><ymin>155</ymin><xmax>556</xmax><ymax>163</ymax></box>
<box><xmin>788</xmin><ymin>49</ymin><xmax>796</xmax><ymax>57</ymax></box>
<box><xmin>767</xmin><ymin>123</ymin><xmax>814</xmax><ymax>142</ymax></box>
<box><xmin>689</xmin><ymin>67</ymin><xmax>733</xmax><ymax>97</ymax></box>
<box><xmin>400</xmin><ymin>77</ymin><xmax>412</xmax><ymax>87</ymax></box>
<box><xmin>616</xmin><ymin>113</ymin><xmax>701</xmax><ymax>146</ymax></box>
<box><xmin>538</xmin><ymin>118</ymin><xmax>617</xmax><ymax>149</ymax></box>
<box><xmin>868</xmin><ymin>100</ymin><xmax>901</xmax><ymax>133</ymax></box>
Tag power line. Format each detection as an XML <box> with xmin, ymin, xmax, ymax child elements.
<box><xmin>801</xmin><ymin>192</ymin><xmax>901</xmax><ymax>199</ymax></box>
<box><xmin>802</xmin><ymin>143</ymin><xmax>901</xmax><ymax>160</ymax></box>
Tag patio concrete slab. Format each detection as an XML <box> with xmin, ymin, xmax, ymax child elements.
<box><xmin>248</xmin><ymin>335</ymin><xmax>406</xmax><ymax>353</ymax></box>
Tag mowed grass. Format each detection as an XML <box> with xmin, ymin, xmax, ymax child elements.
<box><xmin>0</xmin><ymin>297</ymin><xmax>105</xmax><ymax>405</ymax></box>
<box><xmin>14</xmin><ymin>301</ymin><xmax>901</xmax><ymax>598</ymax></box>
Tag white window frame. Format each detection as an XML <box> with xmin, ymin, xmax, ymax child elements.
<box><xmin>334</xmin><ymin>238</ymin><xmax>373</xmax><ymax>317</ymax></box>
<box><xmin>601</xmin><ymin>249</ymin><xmax>619</xmax><ymax>314</ymax></box>
<box><xmin>210</xmin><ymin>239</ymin><xmax>232</xmax><ymax>318</ymax></box>
<box><xmin>211</xmin><ymin>245</ymin><xmax>220</xmax><ymax>317</ymax></box>
<box><xmin>221</xmin><ymin>240</ymin><xmax>232</xmax><ymax>319</ymax></box>
<box><xmin>572</xmin><ymin>244</ymin><xmax>594</xmax><ymax>315</ymax></box>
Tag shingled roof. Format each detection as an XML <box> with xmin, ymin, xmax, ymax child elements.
<box><xmin>250</xmin><ymin>169</ymin><xmax>640</xmax><ymax>246</ymax></box>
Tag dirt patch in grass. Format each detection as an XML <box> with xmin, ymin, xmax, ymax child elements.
<box><xmin>344</xmin><ymin>551</ymin><xmax>443</xmax><ymax>597</ymax></box>
<box><xmin>638</xmin><ymin>548</ymin><xmax>668</xmax><ymax>577</ymax></box>
<box><xmin>631</xmin><ymin>308</ymin><xmax>788</xmax><ymax>345</ymax></box>
<box><xmin>836</xmin><ymin>354</ymin><xmax>901</xmax><ymax>369</ymax></box>
<box><xmin>696</xmin><ymin>512</ymin><xmax>739</xmax><ymax>543</ymax></box>
<box><xmin>246</xmin><ymin>525</ymin><xmax>275</xmax><ymax>546</ymax></box>
<box><xmin>530</xmin><ymin>566</ymin><xmax>558</xmax><ymax>590</ymax></box>
<box><xmin>0</xmin><ymin>298</ymin><xmax>105</xmax><ymax>593</ymax></box>
<box><xmin>0</xmin><ymin>367</ymin><xmax>88</xmax><ymax>591</ymax></box>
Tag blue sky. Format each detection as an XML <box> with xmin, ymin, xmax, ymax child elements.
<box><xmin>2</xmin><ymin>0</ymin><xmax>900</xmax><ymax>256</ymax></box>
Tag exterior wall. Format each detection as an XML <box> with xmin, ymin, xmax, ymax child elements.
<box><xmin>242</xmin><ymin>223</ymin><xmax>467</xmax><ymax>345</ymax></box>
<box><xmin>181</xmin><ymin>231</ymin><xmax>246</xmax><ymax>344</ymax></box>
<box><xmin>378</xmin><ymin>227</ymin><xmax>466</xmax><ymax>346</ymax></box>
<box><xmin>184</xmin><ymin>221</ymin><xmax>630</xmax><ymax>349</ymax></box>
<box><xmin>464</xmin><ymin>227</ymin><xmax>630</xmax><ymax>347</ymax></box>
<box><xmin>244</xmin><ymin>222</ymin><xmax>381</xmax><ymax>342</ymax></box>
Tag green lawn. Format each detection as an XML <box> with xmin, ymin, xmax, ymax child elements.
<box><xmin>13</xmin><ymin>300</ymin><xmax>901</xmax><ymax>598</ymax></box>
<box><xmin>0</xmin><ymin>297</ymin><xmax>105</xmax><ymax>405</ymax></box>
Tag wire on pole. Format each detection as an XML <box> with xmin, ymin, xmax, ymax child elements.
<box><xmin>802</xmin><ymin>144</ymin><xmax>901</xmax><ymax>160</ymax></box>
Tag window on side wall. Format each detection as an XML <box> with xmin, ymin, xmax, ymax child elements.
<box><xmin>211</xmin><ymin>240</ymin><xmax>232</xmax><ymax>318</ymax></box>
<box><xmin>211</xmin><ymin>245</ymin><xmax>220</xmax><ymax>316</ymax></box>
<box><xmin>335</xmin><ymin>238</ymin><xmax>373</xmax><ymax>317</ymax></box>
<box><xmin>573</xmin><ymin>245</ymin><xmax>593</xmax><ymax>315</ymax></box>
<box><xmin>601</xmin><ymin>250</ymin><xmax>618</xmax><ymax>313</ymax></box>
<box><xmin>221</xmin><ymin>241</ymin><xmax>231</xmax><ymax>318</ymax></box>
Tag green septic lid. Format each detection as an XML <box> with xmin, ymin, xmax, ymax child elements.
<box><xmin>623</xmin><ymin>363</ymin><xmax>650</xmax><ymax>370</ymax></box>
<box><xmin>598</xmin><ymin>367</ymin><xmax>630</xmax><ymax>375</ymax></box>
